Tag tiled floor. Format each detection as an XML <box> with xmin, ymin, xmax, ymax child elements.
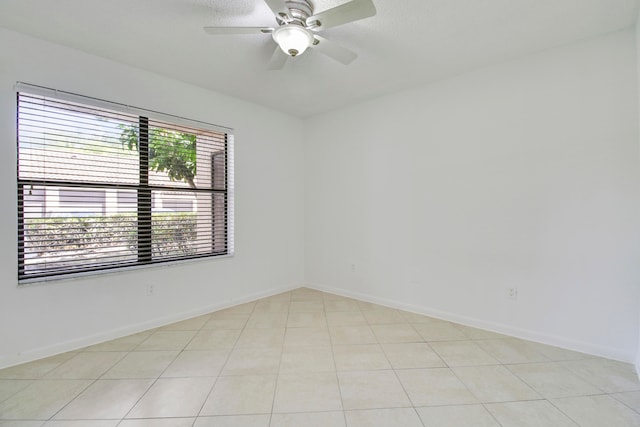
<box><xmin>1</xmin><ymin>287</ymin><xmax>639</xmax><ymax>426</ymax></box>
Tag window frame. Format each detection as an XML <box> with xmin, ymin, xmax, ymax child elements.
<box><xmin>16</xmin><ymin>82</ymin><xmax>235</xmax><ymax>283</ymax></box>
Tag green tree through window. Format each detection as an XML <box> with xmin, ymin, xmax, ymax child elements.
<box><xmin>119</xmin><ymin>125</ymin><xmax>197</xmax><ymax>188</ymax></box>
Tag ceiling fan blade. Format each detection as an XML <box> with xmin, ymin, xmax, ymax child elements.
<box><xmin>267</xmin><ymin>46</ymin><xmax>288</xmax><ymax>70</ymax></box>
<box><xmin>311</xmin><ymin>35</ymin><xmax>357</xmax><ymax>65</ymax></box>
<box><xmin>263</xmin><ymin>0</ymin><xmax>292</xmax><ymax>21</ymax></box>
<box><xmin>306</xmin><ymin>0</ymin><xmax>376</xmax><ymax>30</ymax></box>
<box><xmin>203</xmin><ymin>26</ymin><xmax>273</xmax><ymax>35</ymax></box>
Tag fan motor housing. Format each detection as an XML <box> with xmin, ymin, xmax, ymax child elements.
<box><xmin>277</xmin><ymin>0</ymin><xmax>314</xmax><ymax>26</ymax></box>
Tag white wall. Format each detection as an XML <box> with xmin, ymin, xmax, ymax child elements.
<box><xmin>636</xmin><ymin>10</ymin><xmax>640</xmax><ymax>374</ymax></box>
<box><xmin>305</xmin><ymin>29</ymin><xmax>640</xmax><ymax>362</ymax></box>
<box><xmin>2</xmin><ymin>26</ymin><xmax>639</xmax><ymax>369</ymax></box>
<box><xmin>0</xmin><ymin>28</ymin><xmax>305</xmax><ymax>368</ymax></box>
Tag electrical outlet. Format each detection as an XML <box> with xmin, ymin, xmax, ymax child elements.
<box><xmin>350</xmin><ymin>263</ymin><xmax>356</xmax><ymax>273</ymax></box>
<box><xmin>507</xmin><ymin>287</ymin><xmax>518</xmax><ymax>300</ymax></box>
<box><xmin>146</xmin><ymin>283</ymin><xmax>154</xmax><ymax>296</ymax></box>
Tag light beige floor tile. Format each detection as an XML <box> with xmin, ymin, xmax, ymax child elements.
<box><xmin>286</xmin><ymin>312</ymin><xmax>327</xmax><ymax>328</ymax></box>
<box><xmin>321</xmin><ymin>292</ymin><xmax>352</xmax><ymax>301</ymax></box>
<box><xmin>120</xmin><ymin>419</ymin><xmax>195</xmax><ymax>427</ymax></box>
<box><xmin>202</xmin><ymin>314</ymin><xmax>249</xmax><ymax>330</ymax></box>
<box><xmin>85</xmin><ymin>331</ymin><xmax>154</xmax><ymax>352</ymax></box>
<box><xmin>218</xmin><ymin>302</ymin><xmax>256</xmax><ymax>314</ymax></box>
<box><xmin>44</xmin><ymin>421</ymin><xmax>118</xmax><ymax>426</ymax></box>
<box><xmin>258</xmin><ymin>292</ymin><xmax>291</xmax><ymax>302</ymax></box>
<box><xmin>53</xmin><ymin>379</ymin><xmax>153</xmax><ymax>419</ymax></box>
<box><xmin>257</xmin><ymin>293</ymin><xmax>291</xmax><ymax>302</ymax></box>
<box><xmin>362</xmin><ymin>309</ymin><xmax>405</xmax><ymax>325</ymax></box>
<box><xmin>200</xmin><ymin>375</ymin><xmax>276</xmax><ymax>415</ymax></box>
<box><xmin>102</xmin><ymin>351</ymin><xmax>179</xmax><ymax>379</ymax></box>
<box><xmin>253</xmin><ymin>301</ymin><xmax>290</xmax><ymax>314</ymax></box>
<box><xmin>291</xmin><ymin>295</ymin><xmax>325</xmax><ymax>304</ymax></box>
<box><xmin>0</xmin><ymin>353</ymin><xmax>77</xmax><ymax>379</ymax></box>
<box><xmin>324</xmin><ymin>300</ymin><xmax>361</xmax><ymax>312</ymax></box>
<box><xmin>329</xmin><ymin>326</ymin><xmax>377</xmax><ymax>345</ymax></box>
<box><xmin>162</xmin><ymin>350</ymin><xmax>229</xmax><ymax>377</ymax></box>
<box><xmin>222</xmin><ymin>347</ymin><xmax>281</xmax><ymax>376</ymax></box>
<box><xmin>381</xmin><ymin>343</ymin><xmax>446</xmax><ymax>369</ymax></box>
<box><xmin>338</xmin><ymin>370</ymin><xmax>410</xmax><ymax>410</ymax></box>
<box><xmin>245</xmin><ymin>312</ymin><xmax>288</xmax><ymax>329</ymax></box>
<box><xmin>357</xmin><ymin>301</ymin><xmax>385</xmax><ymax>311</ymax></box>
<box><xmin>400</xmin><ymin>312</ymin><xmax>442</xmax><ymax>324</ymax></box>
<box><xmin>430</xmin><ymin>341</ymin><xmax>498</xmax><ymax>367</ymax></box>
<box><xmin>279</xmin><ymin>346</ymin><xmax>335</xmax><ymax>373</ymax></box>
<box><xmin>476</xmin><ymin>339</ymin><xmax>549</xmax><ymax>364</ymax></box>
<box><xmin>44</xmin><ymin>352</ymin><xmax>127</xmax><ymax>379</ymax></box>
<box><xmin>5</xmin><ymin>289</ymin><xmax>639</xmax><ymax>427</ymax></box>
<box><xmin>416</xmin><ymin>404</ymin><xmax>499</xmax><ymax>427</ymax></box>
<box><xmin>210</xmin><ymin>308</ymin><xmax>252</xmax><ymax>319</ymax></box>
<box><xmin>332</xmin><ymin>345</ymin><xmax>391</xmax><ymax>371</ymax></box>
<box><xmin>186</xmin><ymin>329</ymin><xmax>241</xmax><ymax>350</ymax></box>
<box><xmin>396</xmin><ymin>368</ymin><xmax>478</xmax><ymax>406</ymax></box>
<box><xmin>507</xmin><ymin>362</ymin><xmax>603</xmax><ymax>398</ymax></box>
<box><xmin>552</xmin><ymin>394</ymin><xmax>640</xmax><ymax>427</ymax></box>
<box><xmin>560</xmin><ymin>359</ymin><xmax>640</xmax><ymax>393</ymax></box>
<box><xmin>194</xmin><ymin>415</ymin><xmax>270</xmax><ymax>426</ymax></box>
<box><xmin>326</xmin><ymin>294</ymin><xmax>360</xmax><ymax>302</ymax></box>
<box><xmin>612</xmin><ymin>391</ymin><xmax>640</xmax><ymax>412</ymax></box>
<box><xmin>525</xmin><ymin>342</ymin><xmax>593</xmax><ymax>361</ymax></box>
<box><xmin>289</xmin><ymin>301</ymin><xmax>324</xmax><ymax>312</ymax></box>
<box><xmin>485</xmin><ymin>400</ymin><xmax>578</xmax><ymax>427</ymax></box>
<box><xmin>161</xmin><ymin>315</ymin><xmax>211</xmax><ymax>331</ymax></box>
<box><xmin>371</xmin><ymin>324</ymin><xmax>422</xmax><ymax>343</ymax></box>
<box><xmin>453</xmin><ymin>325</ymin><xmax>509</xmax><ymax>340</ymax></box>
<box><xmin>273</xmin><ymin>373</ymin><xmax>342</xmax><ymax>413</ymax></box>
<box><xmin>0</xmin><ymin>380</ymin><xmax>32</xmax><ymax>403</ymax></box>
<box><xmin>413</xmin><ymin>322</ymin><xmax>468</xmax><ymax>341</ymax></box>
<box><xmin>290</xmin><ymin>288</ymin><xmax>324</xmax><ymax>299</ymax></box>
<box><xmin>235</xmin><ymin>328</ymin><xmax>285</xmax><ymax>349</ymax></box>
<box><xmin>0</xmin><ymin>380</ymin><xmax>91</xmax><ymax>419</ymax></box>
<box><xmin>453</xmin><ymin>365</ymin><xmax>541</xmax><ymax>403</ymax></box>
<box><xmin>270</xmin><ymin>411</ymin><xmax>346</xmax><ymax>427</ymax></box>
<box><xmin>326</xmin><ymin>312</ymin><xmax>367</xmax><ymax>327</ymax></box>
<box><xmin>283</xmin><ymin>327</ymin><xmax>331</xmax><ymax>347</ymax></box>
<box><xmin>127</xmin><ymin>377</ymin><xmax>214</xmax><ymax>418</ymax></box>
<box><xmin>0</xmin><ymin>422</ymin><xmax>45</xmax><ymax>427</ymax></box>
<box><xmin>135</xmin><ymin>331</ymin><xmax>196</xmax><ymax>351</ymax></box>
<box><xmin>345</xmin><ymin>408</ymin><xmax>422</xmax><ymax>427</ymax></box>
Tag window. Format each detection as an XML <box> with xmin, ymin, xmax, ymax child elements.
<box><xmin>17</xmin><ymin>84</ymin><xmax>234</xmax><ymax>281</ymax></box>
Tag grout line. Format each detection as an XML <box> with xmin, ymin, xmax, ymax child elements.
<box><xmin>543</xmin><ymin>397</ymin><xmax>584</xmax><ymax>427</ymax></box>
<box><xmin>322</xmin><ymin>294</ymin><xmax>349</xmax><ymax>427</ymax></box>
<box><xmin>43</xmin><ymin>350</ymin><xmax>132</xmax><ymax>423</ymax></box>
<box><xmin>608</xmin><ymin>392</ymin><xmax>640</xmax><ymax>415</ymax></box>
<box><xmin>266</xmin><ymin>290</ymin><xmax>293</xmax><ymax>426</ymax></box>
<box><xmin>380</xmin><ymin>335</ymin><xmax>429</xmax><ymax>427</ymax></box>
<box><xmin>193</xmin><ymin>300</ymin><xmax>255</xmax><ymax>423</ymax></box>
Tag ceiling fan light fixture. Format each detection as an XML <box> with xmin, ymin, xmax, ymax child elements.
<box><xmin>273</xmin><ymin>24</ymin><xmax>314</xmax><ymax>57</ymax></box>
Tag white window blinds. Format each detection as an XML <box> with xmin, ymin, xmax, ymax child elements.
<box><xmin>17</xmin><ymin>85</ymin><xmax>234</xmax><ymax>281</ymax></box>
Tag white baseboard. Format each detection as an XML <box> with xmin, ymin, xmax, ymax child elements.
<box><xmin>307</xmin><ymin>283</ymin><xmax>635</xmax><ymax>363</ymax></box>
<box><xmin>0</xmin><ymin>284</ymin><xmax>299</xmax><ymax>370</ymax></box>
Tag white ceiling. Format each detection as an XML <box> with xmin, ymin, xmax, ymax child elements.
<box><xmin>0</xmin><ymin>0</ymin><xmax>638</xmax><ymax>117</ymax></box>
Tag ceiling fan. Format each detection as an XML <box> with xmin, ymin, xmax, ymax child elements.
<box><xmin>203</xmin><ymin>0</ymin><xmax>376</xmax><ymax>69</ymax></box>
